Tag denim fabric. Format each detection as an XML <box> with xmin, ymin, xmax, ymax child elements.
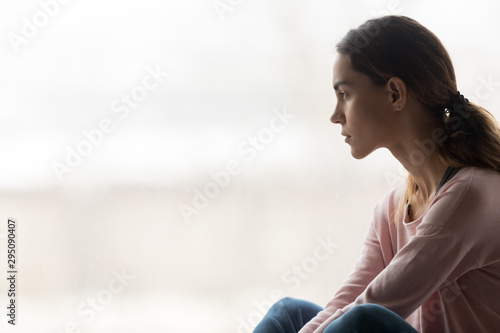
<box><xmin>253</xmin><ymin>297</ymin><xmax>323</xmax><ymax>333</ymax></box>
<box><xmin>253</xmin><ymin>298</ymin><xmax>418</xmax><ymax>333</ymax></box>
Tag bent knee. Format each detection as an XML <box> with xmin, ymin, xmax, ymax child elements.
<box><xmin>273</xmin><ymin>297</ymin><xmax>299</xmax><ymax>310</ymax></box>
<box><xmin>344</xmin><ymin>303</ymin><xmax>388</xmax><ymax>321</ymax></box>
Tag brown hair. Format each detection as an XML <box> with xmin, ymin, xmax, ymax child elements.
<box><xmin>336</xmin><ymin>15</ymin><xmax>500</xmax><ymax>222</ymax></box>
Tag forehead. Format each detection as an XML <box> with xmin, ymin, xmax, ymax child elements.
<box><xmin>332</xmin><ymin>54</ymin><xmax>364</xmax><ymax>89</ymax></box>
<box><xmin>333</xmin><ymin>54</ymin><xmax>351</xmax><ymax>76</ymax></box>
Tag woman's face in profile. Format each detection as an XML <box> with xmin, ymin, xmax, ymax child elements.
<box><xmin>331</xmin><ymin>54</ymin><xmax>397</xmax><ymax>159</ymax></box>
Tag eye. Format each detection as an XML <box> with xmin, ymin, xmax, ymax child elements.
<box><xmin>338</xmin><ymin>91</ymin><xmax>347</xmax><ymax>99</ymax></box>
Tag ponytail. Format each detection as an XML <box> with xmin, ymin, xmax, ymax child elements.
<box><xmin>439</xmin><ymin>100</ymin><xmax>500</xmax><ymax>170</ymax></box>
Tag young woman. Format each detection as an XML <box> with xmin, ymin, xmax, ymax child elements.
<box><xmin>253</xmin><ymin>15</ymin><xmax>500</xmax><ymax>333</ymax></box>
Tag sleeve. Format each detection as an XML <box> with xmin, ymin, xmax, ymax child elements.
<box><xmin>298</xmin><ymin>191</ymin><xmax>397</xmax><ymax>333</ymax></box>
<box><xmin>303</xmin><ymin>172</ymin><xmax>478</xmax><ymax>333</ymax></box>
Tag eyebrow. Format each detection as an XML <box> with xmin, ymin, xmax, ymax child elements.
<box><xmin>333</xmin><ymin>81</ymin><xmax>349</xmax><ymax>91</ymax></box>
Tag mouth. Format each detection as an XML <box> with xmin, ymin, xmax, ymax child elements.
<box><xmin>341</xmin><ymin>133</ymin><xmax>351</xmax><ymax>142</ymax></box>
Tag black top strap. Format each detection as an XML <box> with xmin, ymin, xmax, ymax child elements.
<box><xmin>436</xmin><ymin>166</ymin><xmax>461</xmax><ymax>194</ymax></box>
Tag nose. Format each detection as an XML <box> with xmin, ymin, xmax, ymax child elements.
<box><xmin>330</xmin><ymin>103</ymin><xmax>345</xmax><ymax>124</ymax></box>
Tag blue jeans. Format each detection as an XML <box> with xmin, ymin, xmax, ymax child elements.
<box><xmin>253</xmin><ymin>297</ymin><xmax>418</xmax><ymax>333</ymax></box>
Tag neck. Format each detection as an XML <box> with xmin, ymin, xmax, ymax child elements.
<box><xmin>388</xmin><ymin>120</ymin><xmax>449</xmax><ymax>200</ymax></box>
<box><xmin>396</xmin><ymin>152</ymin><xmax>448</xmax><ymax>200</ymax></box>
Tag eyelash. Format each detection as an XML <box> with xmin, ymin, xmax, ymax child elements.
<box><xmin>338</xmin><ymin>91</ymin><xmax>347</xmax><ymax>99</ymax></box>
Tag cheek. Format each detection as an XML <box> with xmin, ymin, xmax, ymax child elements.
<box><xmin>352</xmin><ymin>97</ymin><xmax>387</xmax><ymax>126</ymax></box>
<box><xmin>347</xmin><ymin>102</ymin><xmax>377</xmax><ymax>129</ymax></box>
<box><xmin>347</xmin><ymin>105</ymin><xmax>390</xmax><ymax>146</ymax></box>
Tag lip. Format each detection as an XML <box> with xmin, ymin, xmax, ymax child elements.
<box><xmin>341</xmin><ymin>133</ymin><xmax>351</xmax><ymax>142</ymax></box>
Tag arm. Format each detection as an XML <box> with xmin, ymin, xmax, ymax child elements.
<box><xmin>307</xmin><ymin>172</ymin><xmax>478</xmax><ymax>333</ymax></box>
<box><xmin>318</xmin><ymin>223</ymin><xmax>475</xmax><ymax>326</ymax></box>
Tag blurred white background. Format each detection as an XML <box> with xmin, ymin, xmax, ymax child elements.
<box><xmin>0</xmin><ymin>0</ymin><xmax>499</xmax><ymax>332</ymax></box>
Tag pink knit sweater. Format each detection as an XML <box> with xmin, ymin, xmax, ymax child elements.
<box><xmin>299</xmin><ymin>166</ymin><xmax>500</xmax><ymax>333</ymax></box>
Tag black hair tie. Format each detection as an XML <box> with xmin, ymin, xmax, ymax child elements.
<box><xmin>445</xmin><ymin>91</ymin><xmax>469</xmax><ymax>112</ymax></box>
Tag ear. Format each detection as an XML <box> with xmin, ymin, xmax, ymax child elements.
<box><xmin>386</xmin><ymin>77</ymin><xmax>407</xmax><ymax>111</ymax></box>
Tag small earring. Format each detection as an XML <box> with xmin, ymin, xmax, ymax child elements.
<box><xmin>397</xmin><ymin>106</ymin><xmax>402</xmax><ymax>110</ymax></box>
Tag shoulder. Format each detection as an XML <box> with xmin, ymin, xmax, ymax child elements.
<box><xmin>426</xmin><ymin>166</ymin><xmax>500</xmax><ymax>229</ymax></box>
<box><xmin>427</xmin><ymin>167</ymin><xmax>500</xmax><ymax>263</ymax></box>
<box><xmin>465</xmin><ymin>166</ymin><xmax>500</xmax><ymax>188</ymax></box>
<box><xmin>439</xmin><ymin>166</ymin><xmax>500</xmax><ymax>202</ymax></box>
<box><xmin>456</xmin><ymin>166</ymin><xmax>500</xmax><ymax>214</ymax></box>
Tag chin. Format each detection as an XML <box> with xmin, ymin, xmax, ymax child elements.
<box><xmin>350</xmin><ymin>147</ymin><xmax>374</xmax><ymax>160</ymax></box>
